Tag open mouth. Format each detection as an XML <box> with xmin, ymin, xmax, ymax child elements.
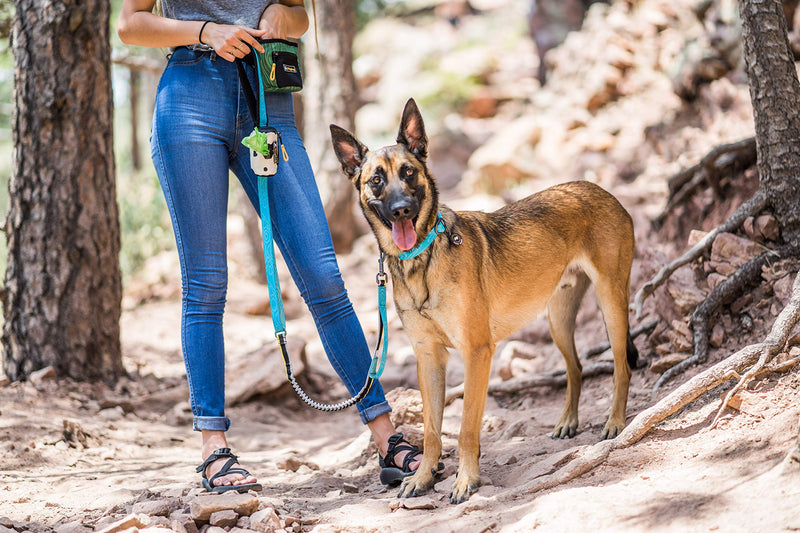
<box><xmin>370</xmin><ymin>204</ymin><xmax>418</xmax><ymax>251</ymax></box>
<box><xmin>391</xmin><ymin>218</ymin><xmax>417</xmax><ymax>251</ymax></box>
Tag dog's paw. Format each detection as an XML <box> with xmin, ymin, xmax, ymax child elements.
<box><xmin>551</xmin><ymin>408</ymin><xmax>579</xmax><ymax>439</ymax></box>
<box><xmin>397</xmin><ymin>470</ymin><xmax>435</xmax><ymax>499</ymax></box>
<box><xmin>449</xmin><ymin>473</ymin><xmax>480</xmax><ymax>504</ymax></box>
<box><xmin>600</xmin><ymin>419</ymin><xmax>625</xmax><ymax>440</ymax></box>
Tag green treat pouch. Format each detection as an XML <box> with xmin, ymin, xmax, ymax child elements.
<box><xmin>254</xmin><ymin>39</ymin><xmax>303</xmax><ymax>93</ymax></box>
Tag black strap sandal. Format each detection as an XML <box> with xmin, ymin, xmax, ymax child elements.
<box><xmin>196</xmin><ymin>447</ymin><xmax>263</xmax><ymax>493</ymax></box>
<box><xmin>378</xmin><ymin>433</ymin><xmax>442</xmax><ymax>487</ymax></box>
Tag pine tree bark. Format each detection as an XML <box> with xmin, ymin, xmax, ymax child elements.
<box><xmin>302</xmin><ymin>0</ymin><xmax>361</xmax><ymax>253</ymax></box>
<box><xmin>4</xmin><ymin>0</ymin><xmax>123</xmax><ymax>383</ymax></box>
<box><xmin>740</xmin><ymin>0</ymin><xmax>800</xmax><ymax>246</ymax></box>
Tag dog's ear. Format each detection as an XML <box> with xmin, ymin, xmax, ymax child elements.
<box><xmin>397</xmin><ymin>98</ymin><xmax>427</xmax><ymax>160</ymax></box>
<box><xmin>330</xmin><ymin>124</ymin><xmax>368</xmax><ymax>182</ymax></box>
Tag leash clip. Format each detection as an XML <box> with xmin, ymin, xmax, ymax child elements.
<box><xmin>376</xmin><ymin>252</ymin><xmax>387</xmax><ymax>286</ymax></box>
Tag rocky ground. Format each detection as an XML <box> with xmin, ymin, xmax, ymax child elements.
<box><xmin>3</xmin><ymin>0</ymin><xmax>800</xmax><ymax>531</ymax></box>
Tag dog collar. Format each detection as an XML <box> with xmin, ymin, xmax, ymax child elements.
<box><xmin>398</xmin><ymin>212</ymin><xmax>447</xmax><ymax>260</ymax></box>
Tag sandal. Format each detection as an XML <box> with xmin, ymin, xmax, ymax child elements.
<box><xmin>378</xmin><ymin>433</ymin><xmax>442</xmax><ymax>487</ymax></box>
<box><xmin>196</xmin><ymin>447</ymin><xmax>262</xmax><ymax>493</ymax></box>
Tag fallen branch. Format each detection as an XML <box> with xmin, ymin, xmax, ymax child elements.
<box><xmin>510</xmin><ymin>270</ymin><xmax>800</xmax><ymax>498</ymax></box>
<box><xmin>633</xmin><ymin>191</ymin><xmax>767</xmax><ymax>318</ymax></box>
<box><xmin>444</xmin><ymin>362</ymin><xmax>614</xmax><ymax>404</ymax></box>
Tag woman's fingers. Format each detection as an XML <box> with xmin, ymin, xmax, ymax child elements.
<box><xmin>209</xmin><ymin>25</ymin><xmax>267</xmax><ymax>62</ymax></box>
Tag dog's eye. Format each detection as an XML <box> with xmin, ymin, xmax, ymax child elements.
<box><xmin>370</xmin><ymin>175</ymin><xmax>383</xmax><ymax>185</ymax></box>
<box><xmin>403</xmin><ymin>166</ymin><xmax>416</xmax><ymax>179</ymax></box>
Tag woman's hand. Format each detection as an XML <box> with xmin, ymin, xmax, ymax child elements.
<box><xmin>201</xmin><ymin>23</ymin><xmax>266</xmax><ymax>62</ymax></box>
<box><xmin>259</xmin><ymin>1</ymin><xmax>309</xmax><ymax>40</ymax></box>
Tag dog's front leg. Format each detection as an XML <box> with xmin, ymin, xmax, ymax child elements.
<box><xmin>398</xmin><ymin>342</ymin><xmax>448</xmax><ymax>499</ymax></box>
<box><xmin>451</xmin><ymin>341</ymin><xmax>494</xmax><ymax>504</ymax></box>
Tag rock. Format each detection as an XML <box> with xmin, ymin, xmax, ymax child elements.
<box><xmin>62</xmin><ymin>419</ymin><xmax>92</xmax><ymax>449</ymax></box>
<box><xmin>754</xmin><ymin>215</ymin><xmax>779</xmax><ymax>241</ymax></box>
<box><xmin>687</xmin><ymin>229</ymin><xmax>709</xmax><ymax>247</ymax></box>
<box><xmin>706</xmin><ymin>273</ymin><xmax>726</xmax><ymax>291</ymax></box>
<box><xmin>649</xmin><ymin>353</ymin><xmax>689</xmax><ymax>374</ymax></box>
<box><xmin>189</xmin><ymin>493</ymin><xmax>259</xmax><ymax>522</ymax></box>
<box><xmin>708</xmin><ymin>232</ymin><xmax>762</xmax><ymax>276</ymax></box>
<box><xmin>276</xmin><ymin>457</ymin><xmax>318</xmax><ymax>472</ymax></box>
<box><xmin>209</xmin><ymin>510</ymin><xmax>238</xmax><ymax>528</ymax></box>
<box><xmin>384</xmin><ymin>387</ymin><xmax>424</xmax><ymax>426</ymax></box>
<box><xmin>341</xmin><ymin>482</ymin><xmax>359</xmax><ymax>494</ymax></box>
<box><xmin>389</xmin><ymin>496</ymin><xmax>437</xmax><ymax>510</ymax></box>
<box><xmin>55</xmin><ymin>521</ymin><xmax>93</xmax><ymax>533</ymax></box>
<box><xmin>95</xmin><ymin>514</ymin><xmax>151</xmax><ymax>533</ymax></box>
<box><xmin>710</xmin><ymin>323</ymin><xmax>725</xmax><ymax>348</ymax></box>
<box><xmin>235</xmin><ymin>516</ymin><xmax>251</xmax><ymax>529</ymax></box>
<box><xmin>170</xmin><ymin>514</ymin><xmax>199</xmax><ymax>533</ymax></box>
<box><xmin>0</xmin><ymin>526</ymin><xmax>13</xmax><ymax>533</ymax></box>
<box><xmin>0</xmin><ymin>374</ymin><xmax>9</xmax><ymax>387</ymax></box>
<box><xmin>666</xmin><ymin>320</ymin><xmax>693</xmax><ymax>353</ymax></box>
<box><xmin>725</xmin><ymin>389</ymin><xmax>771</xmax><ymax>417</ymax></box>
<box><xmin>29</xmin><ymin>366</ymin><xmax>56</xmax><ymax>387</ymax></box>
<box><xmin>204</xmin><ymin>527</ymin><xmax>227</xmax><ymax>533</ymax></box>
<box><xmin>131</xmin><ymin>499</ymin><xmax>179</xmax><ymax>517</ymax></box>
<box><xmin>98</xmin><ymin>406</ymin><xmax>125</xmax><ymax>421</ymax></box>
<box><xmin>773</xmin><ymin>274</ymin><xmax>794</xmax><ymax>307</ymax></box>
<box><xmin>666</xmin><ymin>265</ymin><xmax>707</xmax><ymax>314</ymax></box>
<box><xmin>249</xmin><ymin>508</ymin><xmax>280</xmax><ymax>533</ymax></box>
<box><xmin>225</xmin><ymin>343</ymin><xmax>305</xmax><ymax>406</ymax></box>
<box><xmin>0</xmin><ymin>519</ymin><xmax>13</xmax><ymax>529</ymax></box>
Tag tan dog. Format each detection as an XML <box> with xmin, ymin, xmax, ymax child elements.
<box><xmin>331</xmin><ymin>99</ymin><xmax>637</xmax><ymax>504</ymax></box>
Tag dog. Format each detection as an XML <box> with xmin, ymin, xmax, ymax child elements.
<box><xmin>330</xmin><ymin>99</ymin><xmax>638</xmax><ymax>504</ymax></box>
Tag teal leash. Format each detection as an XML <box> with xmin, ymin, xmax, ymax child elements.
<box><xmin>247</xmin><ymin>51</ymin><xmax>388</xmax><ymax>412</ymax></box>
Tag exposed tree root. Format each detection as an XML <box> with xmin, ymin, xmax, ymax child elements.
<box><xmin>655</xmin><ymin>137</ymin><xmax>756</xmax><ymax>228</ymax></box>
<box><xmin>652</xmin><ymin>246</ymin><xmax>782</xmax><ymax>396</ymax></box>
<box><xmin>633</xmin><ymin>190</ymin><xmax>767</xmax><ymax>318</ymax></box>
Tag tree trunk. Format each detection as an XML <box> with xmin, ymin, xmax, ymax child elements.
<box><xmin>4</xmin><ymin>0</ymin><xmax>123</xmax><ymax>383</ymax></box>
<box><xmin>302</xmin><ymin>0</ymin><xmax>361</xmax><ymax>253</ymax></box>
<box><xmin>740</xmin><ymin>0</ymin><xmax>800</xmax><ymax>246</ymax></box>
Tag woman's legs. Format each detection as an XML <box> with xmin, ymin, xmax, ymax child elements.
<box><xmin>152</xmin><ymin>49</ymin><xmax>256</xmax><ymax>488</ymax></box>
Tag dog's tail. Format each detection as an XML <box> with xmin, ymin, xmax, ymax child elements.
<box><xmin>626</xmin><ymin>329</ymin><xmax>639</xmax><ymax>370</ymax></box>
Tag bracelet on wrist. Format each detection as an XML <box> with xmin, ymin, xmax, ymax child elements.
<box><xmin>198</xmin><ymin>20</ymin><xmax>212</xmax><ymax>44</ymax></box>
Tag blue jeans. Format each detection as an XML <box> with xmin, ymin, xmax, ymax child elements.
<box><xmin>150</xmin><ymin>47</ymin><xmax>390</xmax><ymax>430</ymax></box>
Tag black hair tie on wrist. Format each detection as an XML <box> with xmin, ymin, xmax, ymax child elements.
<box><xmin>198</xmin><ymin>20</ymin><xmax>212</xmax><ymax>45</ymax></box>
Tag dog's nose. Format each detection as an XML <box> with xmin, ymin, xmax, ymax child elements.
<box><xmin>387</xmin><ymin>189</ymin><xmax>417</xmax><ymax>221</ymax></box>
<box><xmin>390</xmin><ymin>201</ymin><xmax>413</xmax><ymax>219</ymax></box>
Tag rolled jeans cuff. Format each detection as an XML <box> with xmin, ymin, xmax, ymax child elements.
<box><xmin>358</xmin><ymin>400</ymin><xmax>392</xmax><ymax>425</ymax></box>
<box><xmin>193</xmin><ymin>415</ymin><xmax>231</xmax><ymax>432</ymax></box>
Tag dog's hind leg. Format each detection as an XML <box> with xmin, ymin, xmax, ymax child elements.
<box><xmin>547</xmin><ymin>269</ymin><xmax>591</xmax><ymax>439</ymax></box>
<box><xmin>451</xmin><ymin>340</ymin><xmax>495</xmax><ymax>504</ymax></box>
<box><xmin>398</xmin><ymin>342</ymin><xmax>448</xmax><ymax>499</ymax></box>
<box><xmin>594</xmin><ymin>276</ymin><xmax>633</xmax><ymax>439</ymax></box>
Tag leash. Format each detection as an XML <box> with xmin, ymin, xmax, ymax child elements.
<box><xmin>236</xmin><ymin>54</ymin><xmax>389</xmax><ymax>412</ymax></box>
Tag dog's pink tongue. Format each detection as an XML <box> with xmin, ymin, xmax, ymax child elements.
<box><xmin>392</xmin><ymin>219</ymin><xmax>417</xmax><ymax>251</ymax></box>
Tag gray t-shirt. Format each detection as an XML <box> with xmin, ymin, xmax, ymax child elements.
<box><xmin>161</xmin><ymin>0</ymin><xmax>277</xmax><ymax>29</ymax></box>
